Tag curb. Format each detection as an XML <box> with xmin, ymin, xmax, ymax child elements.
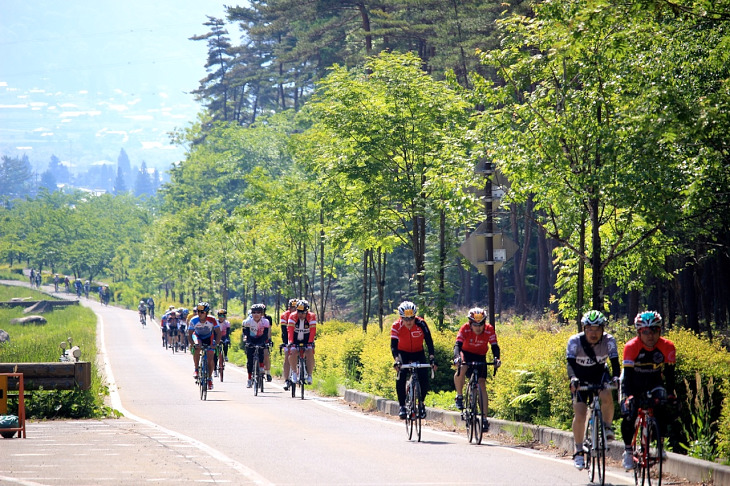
<box><xmin>343</xmin><ymin>389</ymin><xmax>730</xmax><ymax>485</ymax></box>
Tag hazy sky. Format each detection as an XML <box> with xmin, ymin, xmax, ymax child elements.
<box><xmin>0</xmin><ymin>0</ymin><xmax>233</xmax><ymax>173</ymax></box>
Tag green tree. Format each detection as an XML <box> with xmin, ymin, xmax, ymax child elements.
<box><xmin>299</xmin><ymin>51</ymin><xmax>478</xmax><ymax>314</ymax></box>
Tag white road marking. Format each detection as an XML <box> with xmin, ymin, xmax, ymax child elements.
<box><xmin>98</xmin><ymin>313</ymin><xmax>274</xmax><ymax>486</ymax></box>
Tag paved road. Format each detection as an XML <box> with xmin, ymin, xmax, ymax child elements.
<box><xmin>1</xmin><ymin>283</ymin><xmax>640</xmax><ymax>485</ymax></box>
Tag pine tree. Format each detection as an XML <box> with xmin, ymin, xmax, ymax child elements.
<box><xmin>114</xmin><ymin>166</ymin><xmax>128</xmax><ymax>195</ymax></box>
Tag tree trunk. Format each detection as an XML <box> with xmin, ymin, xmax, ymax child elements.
<box><xmin>362</xmin><ymin>249</ymin><xmax>369</xmax><ymax>331</ymax></box>
<box><xmin>576</xmin><ymin>213</ymin><xmax>586</xmax><ymax>332</ymax></box>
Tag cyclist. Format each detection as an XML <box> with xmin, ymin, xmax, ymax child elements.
<box><xmin>566</xmin><ymin>310</ymin><xmax>621</xmax><ymax>470</ymax></box>
<box><xmin>147</xmin><ymin>297</ymin><xmax>155</xmax><ymax>320</ymax></box>
<box><xmin>53</xmin><ymin>274</ymin><xmax>60</xmax><ymax>292</ymax></box>
<box><xmin>453</xmin><ymin>307</ymin><xmax>501</xmax><ymax>432</ymax></box>
<box><xmin>167</xmin><ymin>311</ymin><xmax>181</xmax><ymax>348</ymax></box>
<box><xmin>187</xmin><ymin>302</ymin><xmax>221</xmax><ymax>391</ymax></box>
<box><xmin>261</xmin><ymin>303</ymin><xmax>275</xmax><ymax>382</ymax></box>
<box><xmin>242</xmin><ymin>303</ymin><xmax>271</xmax><ymax>388</ymax></box>
<box><xmin>390</xmin><ymin>301</ymin><xmax>437</xmax><ymax>420</ymax></box>
<box><xmin>83</xmin><ymin>280</ymin><xmax>90</xmax><ymax>298</ymax></box>
<box><xmin>138</xmin><ymin>300</ymin><xmax>147</xmax><ymax>323</ymax></box>
<box><xmin>620</xmin><ymin>311</ymin><xmax>677</xmax><ymax>470</ymax></box>
<box><xmin>280</xmin><ymin>298</ymin><xmax>298</xmax><ymax>390</ymax></box>
<box><xmin>287</xmin><ymin>299</ymin><xmax>317</xmax><ymax>385</ymax></box>
<box><xmin>216</xmin><ymin>309</ymin><xmax>231</xmax><ymax>362</ymax></box>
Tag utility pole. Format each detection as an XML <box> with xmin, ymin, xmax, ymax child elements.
<box><xmin>484</xmin><ymin>161</ymin><xmax>496</xmax><ymax>329</ymax></box>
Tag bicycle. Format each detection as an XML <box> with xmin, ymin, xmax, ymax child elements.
<box><xmin>290</xmin><ymin>343</ymin><xmax>309</xmax><ymax>400</ymax></box>
<box><xmin>196</xmin><ymin>344</ymin><xmax>214</xmax><ymax>400</ymax></box>
<box><xmin>457</xmin><ymin>361</ymin><xmax>497</xmax><ymax>445</ymax></box>
<box><xmin>248</xmin><ymin>343</ymin><xmax>267</xmax><ymax>396</ymax></box>
<box><xmin>214</xmin><ymin>342</ymin><xmax>225</xmax><ymax>382</ymax></box>
<box><xmin>161</xmin><ymin>328</ymin><xmax>168</xmax><ymax>349</ymax></box>
<box><xmin>631</xmin><ymin>387</ymin><xmax>667</xmax><ymax>486</ymax></box>
<box><xmin>577</xmin><ymin>381</ymin><xmax>616</xmax><ymax>485</ymax></box>
<box><xmin>397</xmin><ymin>362</ymin><xmax>434</xmax><ymax>442</ymax></box>
<box><xmin>139</xmin><ymin>312</ymin><xmax>146</xmax><ymax>329</ymax></box>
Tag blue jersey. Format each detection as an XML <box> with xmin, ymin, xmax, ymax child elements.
<box><xmin>189</xmin><ymin>315</ymin><xmax>218</xmax><ymax>340</ymax></box>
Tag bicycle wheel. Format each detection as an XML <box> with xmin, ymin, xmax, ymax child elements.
<box><xmin>405</xmin><ymin>379</ymin><xmax>414</xmax><ymax>440</ymax></box>
<box><xmin>219</xmin><ymin>359</ymin><xmax>224</xmax><ymax>382</ymax></box>
<box><xmin>299</xmin><ymin>359</ymin><xmax>305</xmax><ymax>400</ymax></box>
<box><xmin>253</xmin><ymin>354</ymin><xmax>259</xmax><ymax>396</ymax></box>
<box><xmin>413</xmin><ymin>380</ymin><xmax>423</xmax><ymax>442</ymax></box>
<box><xmin>473</xmin><ymin>381</ymin><xmax>484</xmax><ymax>445</ymax></box>
<box><xmin>588</xmin><ymin>410</ymin><xmax>606</xmax><ymax>486</ymax></box>
<box><xmin>464</xmin><ymin>380</ymin><xmax>474</xmax><ymax>443</ymax></box>
<box><xmin>646</xmin><ymin>417</ymin><xmax>663</xmax><ymax>486</ymax></box>
<box><xmin>633</xmin><ymin>417</ymin><xmax>646</xmax><ymax>486</ymax></box>
<box><xmin>199</xmin><ymin>355</ymin><xmax>207</xmax><ymax>401</ymax></box>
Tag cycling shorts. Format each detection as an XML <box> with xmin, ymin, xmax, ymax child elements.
<box><xmin>460</xmin><ymin>350</ymin><xmax>489</xmax><ymax>380</ymax></box>
<box><xmin>167</xmin><ymin>326</ymin><xmax>178</xmax><ymax>336</ymax></box>
<box><xmin>197</xmin><ymin>336</ymin><xmax>213</xmax><ymax>347</ymax></box>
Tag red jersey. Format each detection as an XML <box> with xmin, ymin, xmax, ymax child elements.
<box><xmin>390</xmin><ymin>317</ymin><xmax>434</xmax><ymax>355</ymax></box>
<box><xmin>456</xmin><ymin>322</ymin><xmax>498</xmax><ymax>355</ymax></box>
<box><xmin>280</xmin><ymin>310</ymin><xmax>294</xmax><ymax>326</ymax></box>
<box><xmin>287</xmin><ymin>311</ymin><xmax>317</xmax><ymax>343</ymax></box>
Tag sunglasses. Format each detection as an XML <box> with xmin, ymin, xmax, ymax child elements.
<box><xmin>197</xmin><ymin>310</ymin><xmax>207</xmax><ymax>313</ymax></box>
<box><xmin>402</xmin><ymin>316</ymin><xmax>415</xmax><ymax>321</ymax></box>
<box><xmin>470</xmin><ymin>321</ymin><xmax>485</xmax><ymax>327</ymax></box>
<box><xmin>640</xmin><ymin>327</ymin><xmax>661</xmax><ymax>335</ymax></box>
<box><xmin>297</xmin><ymin>309</ymin><xmax>307</xmax><ymax>313</ymax></box>
<box><xmin>252</xmin><ymin>310</ymin><xmax>263</xmax><ymax>314</ymax></box>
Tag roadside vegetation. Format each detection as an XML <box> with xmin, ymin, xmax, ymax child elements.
<box><xmin>0</xmin><ymin>285</ymin><xmax>111</xmax><ymax>418</ymax></box>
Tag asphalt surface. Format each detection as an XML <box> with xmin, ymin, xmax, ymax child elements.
<box><xmin>1</xmin><ymin>279</ymin><xmax>729</xmax><ymax>485</ymax></box>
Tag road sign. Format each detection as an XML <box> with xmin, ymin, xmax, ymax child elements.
<box><xmin>459</xmin><ymin>221</ymin><xmax>519</xmax><ymax>275</ymax></box>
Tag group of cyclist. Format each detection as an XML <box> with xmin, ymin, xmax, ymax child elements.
<box><xmin>568</xmin><ymin>309</ymin><xmax>677</xmax><ymax>472</ymax></box>
<box><xmin>138</xmin><ymin>292</ymin><xmax>677</xmax><ymax>472</ymax></box>
<box><xmin>390</xmin><ymin>299</ymin><xmax>677</xmax><ymax>474</ymax></box>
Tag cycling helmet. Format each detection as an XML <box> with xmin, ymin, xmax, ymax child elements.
<box><xmin>288</xmin><ymin>298</ymin><xmax>298</xmax><ymax>308</ymax></box>
<box><xmin>196</xmin><ymin>302</ymin><xmax>210</xmax><ymax>313</ymax></box>
<box><xmin>139</xmin><ymin>300</ymin><xmax>144</xmax><ymax>305</ymax></box>
<box><xmin>168</xmin><ymin>305</ymin><xmax>175</xmax><ymax>311</ymax></box>
<box><xmin>217</xmin><ymin>309</ymin><xmax>227</xmax><ymax>317</ymax></box>
<box><xmin>467</xmin><ymin>307</ymin><xmax>486</xmax><ymax>324</ymax></box>
<box><xmin>296</xmin><ymin>299</ymin><xmax>309</xmax><ymax>312</ymax></box>
<box><xmin>251</xmin><ymin>303</ymin><xmax>266</xmax><ymax>313</ymax></box>
<box><xmin>634</xmin><ymin>311</ymin><xmax>662</xmax><ymax>329</ymax></box>
<box><xmin>581</xmin><ymin>310</ymin><xmax>607</xmax><ymax>328</ymax></box>
<box><xmin>398</xmin><ymin>301</ymin><xmax>417</xmax><ymax>318</ymax></box>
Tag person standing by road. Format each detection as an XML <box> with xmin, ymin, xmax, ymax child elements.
<box><xmin>566</xmin><ymin>310</ymin><xmax>620</xmax><ymax>470</ymax></box>
<box><xmin>390</xmin><ymin>301</ymin><xmax>437</xmax><ymax>420</ymax></box>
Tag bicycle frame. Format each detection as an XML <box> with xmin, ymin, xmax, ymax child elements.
<box><xmin>290</xmin><ymin>344</ymin><xmax>308</xmax><ymax>399</ymax></box>
<box><xmin>577</xmin><ymin>382</ymin><xmax>615</xmax><ymax>485</ymax></box>
<box><xmin>397</xmin><ymin>362</ymin><xmax>433</xmax><ymax>442</ymax></box>
<box><xmin>197</xmin><ymin>345</ymin><xmax>214</xmax><ymax>401</ymax></box>
<box><xmin>248</xmin><ymin>344</ymin><xmax>266</xmax><ymax>396</ymax></box>
<box><xmin>457</xmin><ymin>361</ymin><xmax>496</xmax><ymax>445</ymax></box>
<box><xmin>631</xmin><ymin>388</ymin><xmax>665</xmax><ymax>486</ymax></box>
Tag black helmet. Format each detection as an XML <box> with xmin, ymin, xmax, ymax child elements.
<box><xmin>196</xmin><ymin>302</ymin><xmax>210</xmax><ymax>313</ymax></box>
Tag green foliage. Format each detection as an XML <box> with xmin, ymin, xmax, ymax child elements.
<box><xmin>0</xmin><ymin>287</ymin><xmax>111</xmax><ymax>418</ymax></box>
<box><xmin>679</xmin><ymin>372</ymin><xmax>718</xmax><ymax>461</ymax></box>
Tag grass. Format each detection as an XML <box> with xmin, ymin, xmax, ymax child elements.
<box><xmin>0</xmin><ymin>284</ymin><xmax>111</xmax><ymax>418</ymax></box>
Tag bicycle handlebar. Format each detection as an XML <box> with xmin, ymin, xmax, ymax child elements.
<box><xmin>396</xmin><ymin>362</ymin><xmax>435</xmax><ymax>380</ymax></box>
<box><xmin>455</xmin><ymin>360</ymin><xmax>499</xmax><ymax>377</ymax></box>
<box><xmin>577</xmin><ymin>383</ymin><xmax>617</xmax><ymax>392</ymax></box>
